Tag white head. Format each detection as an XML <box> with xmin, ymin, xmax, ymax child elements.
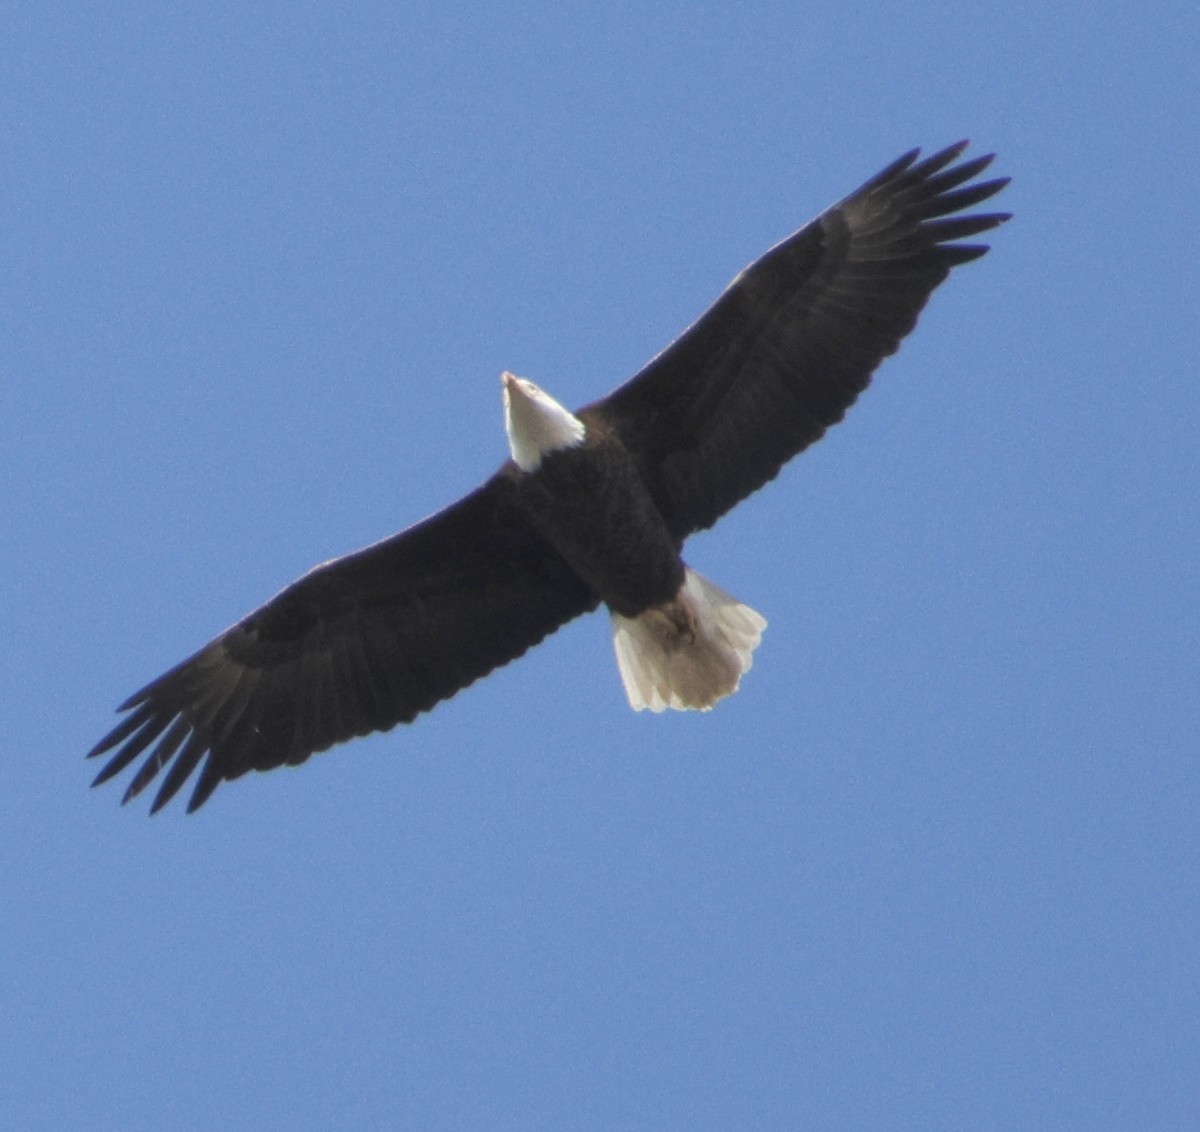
<box><xmin>502</xmin><ymin>371</ymin><xmax>586</xmax><ymax>472</ymax></box>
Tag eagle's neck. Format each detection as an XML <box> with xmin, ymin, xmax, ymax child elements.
<box><xmin>502</xmin><ymin>371</ymin><xmax>586</xmax><ymax>472</ymax></box>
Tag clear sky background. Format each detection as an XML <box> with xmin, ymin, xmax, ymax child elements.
<box><xmin>4</xmin><ymin>3</ymin><xmax>1197</xmax><ymax>1129</ymax></box>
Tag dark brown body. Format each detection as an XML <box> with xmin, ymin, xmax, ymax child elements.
<box><xmin>502</xmin><ymin>426</ymin><xmax>685</xmax><ymax>618</ymax></box>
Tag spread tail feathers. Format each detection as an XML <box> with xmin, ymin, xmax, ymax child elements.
<box><xmin>610</xmin><ymin>569</ymin><xmax>766</xmax><ymax>712</ymax></box>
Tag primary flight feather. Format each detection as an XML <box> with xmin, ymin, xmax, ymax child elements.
<box><xmin>89</xmin><ymin>141</ymin><xmax>1010</xmax><ymax>813</ymax></box>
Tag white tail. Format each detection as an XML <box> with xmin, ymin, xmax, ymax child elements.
<box><xmin>610</xmin><ymin>569</ymin><xmax>766</xmax><ymax>712</ymax></box>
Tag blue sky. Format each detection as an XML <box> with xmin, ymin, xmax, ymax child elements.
<box><xmin>4</xmin><ymin>2</ymin><xmax>1197</xmax><ymax>1129</ymax></box>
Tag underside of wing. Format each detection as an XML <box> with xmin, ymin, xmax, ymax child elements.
<box><xmin>584</xmin><ymin>141</ymin><xmax>1010</xmax><ymax>539</ymax></box>
<box><xmin>87</xmin><ymin>475</ymin><xmax>596</xmax><ymax>813</ymax></box>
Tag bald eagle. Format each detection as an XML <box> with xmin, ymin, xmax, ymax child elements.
<box><xmin>88</xmin><ymin>141</ymin><xmax>1009</xmax><ymax>813</ymax></box>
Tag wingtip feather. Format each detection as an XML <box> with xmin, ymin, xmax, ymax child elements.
<box><xmin>186</xmin><ymin>762</ymin><xmax>223</xmax><ymax>813</ymax></box>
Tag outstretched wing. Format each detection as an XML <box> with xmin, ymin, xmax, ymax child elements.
<box><xmin>583</xmin><ymin>141</ymin><xmax>1010</xmax><ymax>539</ymax></box>
<box><xmin>88</xmin><ymin>475</ymin><xmax>595</xmax><ymax>813</ymax></box>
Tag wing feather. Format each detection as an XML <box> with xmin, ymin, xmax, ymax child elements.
<box><xmin>88</xmin><ymin>475</ymin><xmax>595</xmax><ymax>812</ymax></box>
<box><xmin>584</xmin><ymin>141</ymin><xmax>1010</xmax><ymax>538</ymax></box>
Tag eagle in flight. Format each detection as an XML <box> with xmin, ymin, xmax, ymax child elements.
<box><xmin>89</xmin><ymin>141</ymin><xmax>1009</xmax><ymax>813</ymax></box>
